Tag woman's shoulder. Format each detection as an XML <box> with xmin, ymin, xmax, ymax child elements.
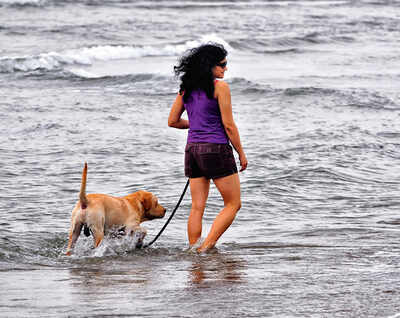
<box><xmin>214</xmin><ymin>80</ymin><xmax>230</xmax><ymax>98</ymax></box>
<box><xmin>214</xmin><ymin>80</ymin><xmax>230</xmax><ymax>90</ymax></box>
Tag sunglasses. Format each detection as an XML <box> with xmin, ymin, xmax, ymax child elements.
<box><xmin>216</xmin><ymin>61</ymin><xmax>227</xmax><ymax>68</ymax></box>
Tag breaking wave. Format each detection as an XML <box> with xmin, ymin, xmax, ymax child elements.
<box><xmin>0</xmin><ymin>34</ymin><xmax>233</xmax><ymax>74</ymax></box>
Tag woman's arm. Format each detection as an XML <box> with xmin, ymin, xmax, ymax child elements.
<box><xmin>216</xmin><ymin>81</ymin><xmax>248</xmax><ymax>171</ymax></box>
<box><xmin>168</xmin><ymin>93</ymin><xmax>189</xmax><ymax>129</ymax></box>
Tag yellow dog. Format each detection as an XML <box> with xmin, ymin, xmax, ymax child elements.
<box><xmin>66</xmin><ymin>163</ymin><xmax>166</xmax><ymax>255</ymax></box>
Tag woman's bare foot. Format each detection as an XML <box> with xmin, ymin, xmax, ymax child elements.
<box><xmin>188</xmin><ymin>238</ymin><xmax>203</xmax><ymax>252</ymax></box>
<box><xmin>196</xmin><ymin>242</ymin><xmax>216</xmax><ymax>253</ymax></box>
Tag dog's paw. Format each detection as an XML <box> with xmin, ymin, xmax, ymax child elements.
<box><xmin>135</xmin><ymin>241</ymin><xmax>143</xmax><ymax>249</ymax></box>
<box><xmin>134</xmin><ymin>231</ymin><xmax>146</xmax><ymax>248</ymax></box>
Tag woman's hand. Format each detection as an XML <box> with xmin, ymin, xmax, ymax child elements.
<box><xmin>239</xmin><ymin>152</ymin><xmax>248</xmax><ymax>172</ymax></box>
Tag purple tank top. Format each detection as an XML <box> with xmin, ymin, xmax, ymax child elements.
<box><xmin>184</xmin><ymin>89</ymin><xmax>229</xmax><ymax>144</ymax></box>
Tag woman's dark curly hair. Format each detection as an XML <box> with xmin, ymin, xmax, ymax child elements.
<box><xmin>174</xmin><ymin>43</ymin><xmax>227</xmax><ymax>103</ymax></box>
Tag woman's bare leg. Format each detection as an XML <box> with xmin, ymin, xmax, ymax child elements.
<box><xmin>188</xmin><ymin>177</ymin><xmax>210</xmax><ymax>246</ymax></box>
<box><xmin>198</xmin><ymin>173</ymin><xmax>241</xmax><ymax>252</ymax></box>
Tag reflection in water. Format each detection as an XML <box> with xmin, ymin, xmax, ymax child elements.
<box><xmin>187</xmin><ymin>250</ymin><xmax>247</xmax><ymax>287</ymax></box>
<box><xmin>68</xmin><ymin>260</ymin><xmax>151</xmax><ymax>291</ymax></box>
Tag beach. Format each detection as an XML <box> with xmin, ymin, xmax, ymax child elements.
<box><xmin>1</xmin><ymin>0</ymin><xmax>400</xmax><ymax>317</ymax></box>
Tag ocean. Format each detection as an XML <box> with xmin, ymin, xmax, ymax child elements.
<box><xmin>0</xmin><ymin>0</ymin><xmax>399</xmax><ymax>317</ymax></box>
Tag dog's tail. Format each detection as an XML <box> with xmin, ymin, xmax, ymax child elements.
<box><xmin>79</xmin><ymin>162</ymin><xmax>89</xmax><ymax>210</ymax></box>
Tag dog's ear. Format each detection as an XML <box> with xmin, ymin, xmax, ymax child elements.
<box><xmin>140</xmin><ymin>191</ymin><xmax>153</xmax><ymax>211</ymax></box>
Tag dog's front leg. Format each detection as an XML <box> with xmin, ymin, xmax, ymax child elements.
<box><xmin>134</xmin><ymin>230</ymin><xmax>146</xmax><ymax>248</ymax></box>
<box><xmin>126</xmin><ymin>225</ymin><xmax>147</xmax><ymax>248</ymax></box>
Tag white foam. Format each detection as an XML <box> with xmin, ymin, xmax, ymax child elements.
<box><xmin>68</xmin><ymin>235</ymin><xmax>141</xmax><ymax>258</ymax></box>
<box><xmin>67</xmin><ymin>67</ymin><xmax>99</xmax><ymax>79</ymax></box>
<box><xmin>0</xmin><ymin>0</ymin><xmax>46</xmax><ymax>5</ymax></box>
<box><xmin>127</xmin><ymin>1</ymin><xmax>347</xmax><ymax>8</ymax></box>
<box><xmin>164</xmin><ymin>34</ymin><xmax>233</xmax><ymax>55</ymax></box>
<box><xmin>0</xmin><ymin>34</ymin><xmax>232</xmax><ymax>73</ymax></box>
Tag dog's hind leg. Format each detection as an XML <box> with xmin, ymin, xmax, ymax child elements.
<box><xmin>89</xmin><ymin>216</ymin><xmax>105</xmax><ymax>248</ymax></box>
<box><xmin>92</xmin><ymin>229</ymin><xmax>104</xmax><ymax>248</ymax></box>
<box><xmin>84</xmin><ymin>207</ymin><xmax>105</xmax><ymax>249</ymax></box>
<box><xmin>66</xmin><ymin>222</ymin><xmax>83</xmax><ymax>256</ymax></box>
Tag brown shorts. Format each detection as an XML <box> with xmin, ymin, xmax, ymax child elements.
<box><xmin>184</xmin><ymin>143</ymin><xmax>238</xmax><ymax>179</ymax></box>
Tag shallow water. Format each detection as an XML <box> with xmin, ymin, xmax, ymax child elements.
<box><xmin>1</xmin><ymin>0</ymin><xmax>400</xmax><ymax>317</ymax></box>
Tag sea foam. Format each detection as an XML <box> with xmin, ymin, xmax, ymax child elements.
<box><xmin>0</xmin><ymin>34</ymin><xmax>232</xmax><ymax>74</ymax></box>
<box><xmin>0</xmin><ymin>0</ymin><xmax>46</xmax><ymax>6</ymax></box>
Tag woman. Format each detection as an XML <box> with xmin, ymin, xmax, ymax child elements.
<box><xmin>168</xmin><ymin>43</ymin><xmax>247</xmax><ymax>252</ymax></box>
